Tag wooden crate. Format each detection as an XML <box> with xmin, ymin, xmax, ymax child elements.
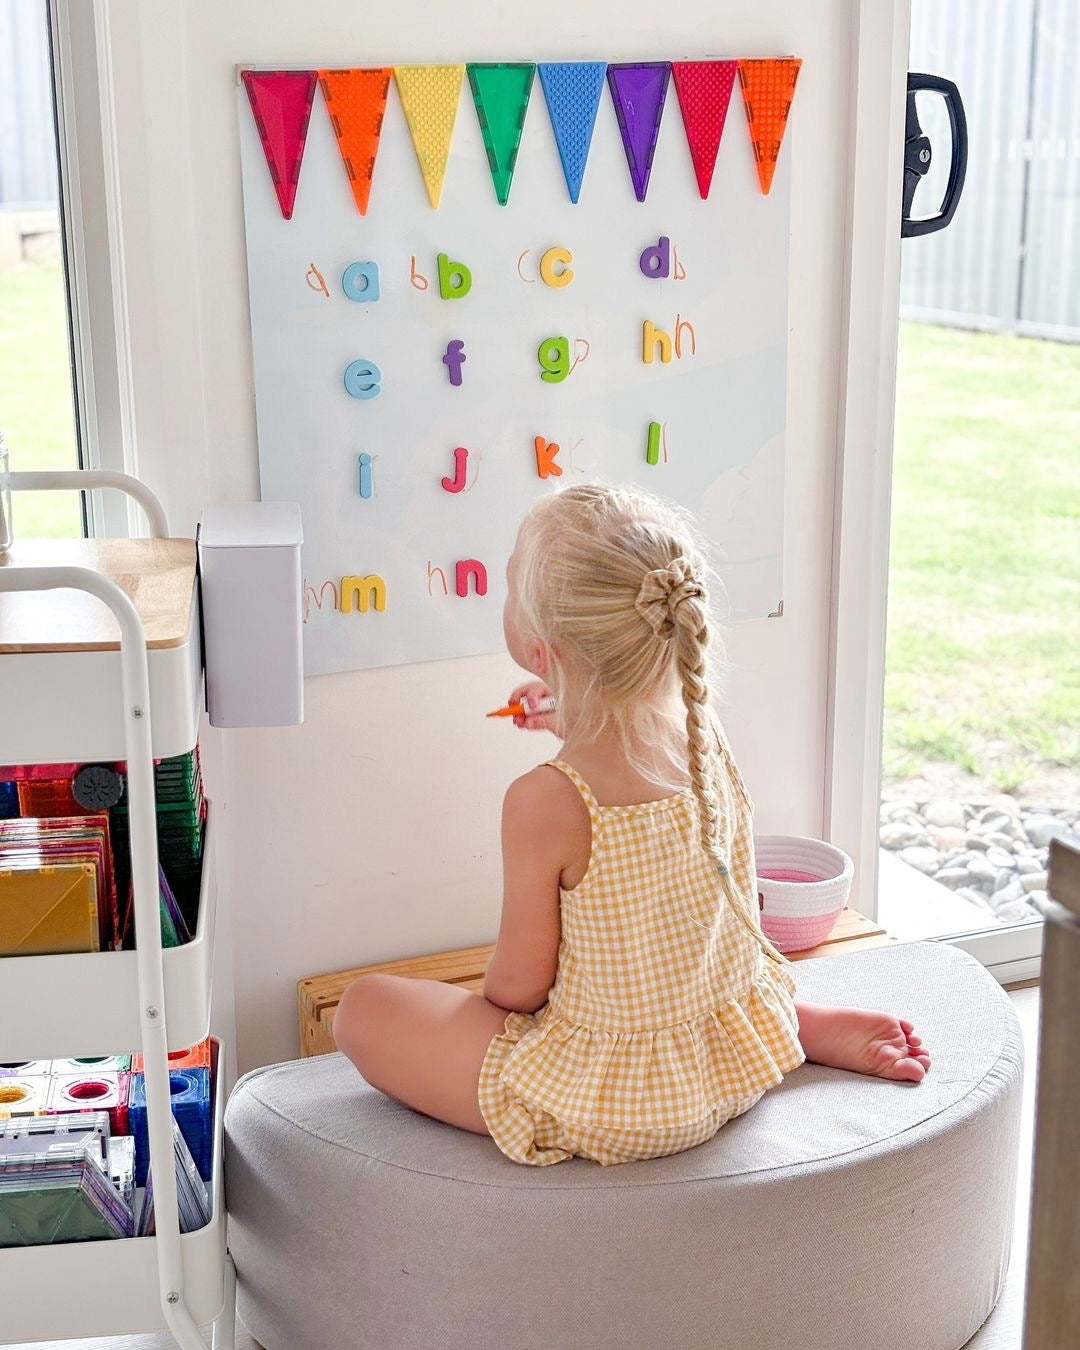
<box><xmin>298</xmin><ymin>908</ymin><xmax>892</xmax><ymax>1058</ymax></box>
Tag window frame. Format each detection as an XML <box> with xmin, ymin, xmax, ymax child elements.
<box><xmin>824</xmin><ymin>0</ymin><xmax>1042</xmax><ymax>983</ymax></box>
<box><xmin>47</xmin><ymin>0</ymin><xmax>137</xmax><ymax>537</ymax></box>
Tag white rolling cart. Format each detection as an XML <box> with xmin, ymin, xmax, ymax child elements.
<box><xmin>0</xmin><ymin>471</ymin><xmax>235</xmax><ymax>1348</ymax></box>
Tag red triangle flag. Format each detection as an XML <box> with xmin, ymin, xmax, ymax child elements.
<box><xmin>242</xmin><ymin>70</ymin><xmax>318</xmax><ymax>219</ymax></box>
<box><xmin>671</xmin><ymin>61</ymin><xmax>738</xmax><ymax>199</ymax></box>
<box><xmin>318</xmin><ymin>69</ymin><xmax>391</xmax><ymax>216</ymax></box>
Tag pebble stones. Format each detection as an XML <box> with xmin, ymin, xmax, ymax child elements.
<box><xmin>879</xmin><ymin>797</ymin><xmax>1079</xmax><ymax>924</ymax></box>
<box><xmin>923</xmin><ymin>800</ymin><xmax>967</xmax><ymax>829</ymax></box>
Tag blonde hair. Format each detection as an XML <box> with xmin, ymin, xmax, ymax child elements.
<box><xmin>514</xmin><ymin>483</ymin><xmax>784</xmax><ymax>964</ymax></box>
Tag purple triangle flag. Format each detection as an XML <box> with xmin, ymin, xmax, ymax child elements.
<box><xmin>607</xmin><ymin>62</ymin><xmax>671</xmax><ymax>202</ymax></box>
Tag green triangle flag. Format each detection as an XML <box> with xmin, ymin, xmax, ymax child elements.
<box><xmin>467</xmin><ymin>63</ymin><xmax>535</xmax><ymax>205</ymax></box>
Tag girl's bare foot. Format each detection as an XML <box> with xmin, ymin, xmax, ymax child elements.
<box><xmin>795</xmin><ymin>1001</ymin><xmax>931</xmax><ymax>1082</ymax></box>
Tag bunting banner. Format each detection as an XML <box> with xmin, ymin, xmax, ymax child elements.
<box><xmin>318</xmin><ymin>68</ymin><xmax>392</xmax><ymax>216</ymax></box>
<box><xmin>737</xmin><ymin>57</ymin><xmax>802</xmax><ymax>195</ymax></box>
<box><xmin>607</xmin><ymin>62</ymin><xmax>670</xmax><ymax>202</ymax></box>
<box><xmin>467</xmin><ymin>63</ymin><xmax>535</xmax><ymax>206</ymax></box>
<box><xmin>394</xmin><ymin>64</ymin><xmax>466</xmax><ymax>209</ymax></box>
<box><xmin>241</xmin><ymin>70</ymin><xmax>317</xmax><ymax>220</ymax></box>
<box><xmin>671</xmin><ymin>60</ymin><xmax>738</xmax><ymax>200</ymax></box>
<box><xmin>537</xmin><ymin>61</ymin><xmax>607</xmax><ymax>204</ymax></box>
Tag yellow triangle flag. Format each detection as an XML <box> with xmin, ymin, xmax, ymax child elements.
<box><xmin>394</xmin><ymin>64</ymin><xmax>465</xmax><ymax>209</ymax></box>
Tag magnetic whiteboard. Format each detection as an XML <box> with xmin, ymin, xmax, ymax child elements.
<box><xmin>237</xmin><ymin>64</ymin><xmax>791</xmax><ymax>677</ymax></box>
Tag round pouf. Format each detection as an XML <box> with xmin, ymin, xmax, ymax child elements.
<box><xmin>225</xmin><ymin>943</ymin><xmax>1023</xmax><ymax>1350</ymax></box>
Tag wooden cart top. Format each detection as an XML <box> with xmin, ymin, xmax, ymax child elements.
<box><xmin>0</xmin><ymin>538</ymin><xmax>197</xmax><ymax>653</ymax></box>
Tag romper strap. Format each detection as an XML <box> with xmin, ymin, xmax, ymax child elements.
<box><xmin>543</xmin><ymin>759</ymin><xmax>602</xmax><ymax>824</ymax></box>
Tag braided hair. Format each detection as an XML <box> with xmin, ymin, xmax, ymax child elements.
<box><xmin>514</xmin><ymin>484</ymin><xmax>785</xmax><ymax>964</ymax></box>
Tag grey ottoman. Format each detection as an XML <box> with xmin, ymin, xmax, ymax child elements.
<box><xmin>225</xmin><ymin>942</ymin><xmax>1023</xmax><ymax>1350</ymax></box>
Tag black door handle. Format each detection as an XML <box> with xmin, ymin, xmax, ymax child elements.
<box><xmin>902</xmin><ymin>73</ymin><xmax>968</xmax><ymax>238</ymax></box>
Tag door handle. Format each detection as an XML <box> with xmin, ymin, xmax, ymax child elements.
<box><xmin>902</xmin><ymin>73</ymin><xmax>968</xmax><ymax>238</ymax></box>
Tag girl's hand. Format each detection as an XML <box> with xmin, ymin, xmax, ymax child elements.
<box><xmin>510</xmin><ymin>680</ymin><xmax>557</xmax><ymax>732</ymax></box>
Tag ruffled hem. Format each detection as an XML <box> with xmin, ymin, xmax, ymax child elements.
<box><xmin>485</xmin><ymin>957</ymin><xmax>806</xmax><ymax>1132</ymax></box>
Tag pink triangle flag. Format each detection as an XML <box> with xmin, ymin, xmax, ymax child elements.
<box><xmin>242</xmin><ymin>70</ymin><xmax>318</xmax><ymax>219</ymax></box>
<box><xmin>671</xmin><ymin>61</ymin><xmax>738</xmax><ymax>199</ymax></box>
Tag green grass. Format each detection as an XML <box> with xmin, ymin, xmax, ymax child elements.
<box><xmin>884</xmin><ymin>322</ymin><xmax>1080</xmax><ymax>793</ymax></box>
<box><xmin>0</xmin><ymin>262</ymin><xmax>82</xmax><ymax>537</ymax></box>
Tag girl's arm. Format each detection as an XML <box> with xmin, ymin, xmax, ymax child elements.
<box><xmin>483</xmin><ymin>769</ymin><xmax>565</xmax><ymax>1014</ymax></box>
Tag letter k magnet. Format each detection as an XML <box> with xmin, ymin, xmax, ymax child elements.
<box><xmin>534</xmin><ymin>436</ymin><xmax>562</xmax><ymax>479</ymax></box>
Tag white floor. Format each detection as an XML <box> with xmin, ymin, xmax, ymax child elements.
<box><xmin>7</xmin><ymin>986</ymin><xmax>1041</xmax><ymax>1350</ymax></box>
<box><xmin>879</xmin><ymin>847</ymin><xmax>1004</xmax><ymax>941</ymax></box>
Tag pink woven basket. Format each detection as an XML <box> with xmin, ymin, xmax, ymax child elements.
<box><xmin>754</xmin><ymin>835</ymin><xmax>854</xmax><ymax>953</ymax></box>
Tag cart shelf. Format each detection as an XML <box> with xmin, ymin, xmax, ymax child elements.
<box><xmin>0</xmin><ymin>538</ymin><xmax>202</xmax><ymax>765</ymax></box>
<box><xmin>0</xmin><ymin>808</ymin><xmax>217</xmax><ymax>1062</ymax></box>
<box><xmin>0</xmin><ymin>1038</ymin><xmax>227</xmax><ymax>1343</ymax></box>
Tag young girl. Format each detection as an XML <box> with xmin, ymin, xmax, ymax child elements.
<box><xmin>334</xmin><ymin>484</ymin><xmax>930</xmax><ymax>1166</ymax></box>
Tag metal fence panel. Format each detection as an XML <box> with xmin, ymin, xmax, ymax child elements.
<box><xmin>0</xmin><ymin>0</ymin><xmax>58</xmax><ymax>210</ymax></box>
<box><xmin>1019</xmin><ymin>0</ymin><xmax>1080</xmax><ymax>338</ymax></box>
<box><xmin>901</xmin><ymin>0</ymin><xmax>1034</xmax><ymax>328</ymax></box>
<box><xmin>901</xmin><ymin>0</ymin><xmax>1078</xmax><ymax>341</ymax></box>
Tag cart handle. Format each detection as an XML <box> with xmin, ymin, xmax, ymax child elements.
<box><xmin>7</xmin><ymin>469</ymin><xmax>169</xmax><ymax>538</ymax></box>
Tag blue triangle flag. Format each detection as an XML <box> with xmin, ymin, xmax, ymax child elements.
<box><xmin>538</xmin><ymin>62</ymin><xmax>607</xmax><ymax>204</ymax></box>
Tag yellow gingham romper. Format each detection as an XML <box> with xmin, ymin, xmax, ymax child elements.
<box><xmin>477</xmin><ymin>740</ymin><xmax>807</xmax><ymax>1166</ymax></box>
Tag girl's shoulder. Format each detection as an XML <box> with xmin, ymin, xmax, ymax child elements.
<box><xmin>504</xmin><ymin>761</ymin><xmax>593</xmax><ymax>819</ymax></box>
<box><xmin>503</xmin><ymin>763</ymin><xmax>594</xmax><ymax>891</ymax></box>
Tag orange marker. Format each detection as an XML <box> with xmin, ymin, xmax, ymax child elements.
<box><xmin>486</xmin><ymin>695</ymin><xmax>558</xmax><ymax>719</ymax></box>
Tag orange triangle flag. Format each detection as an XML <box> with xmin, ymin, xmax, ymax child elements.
<box><xmin>737</xmin><ymin>58</ymin><xmax>801</xmax><ymax>195</ymax></box>
<box><xmin>318</xmin><ymin>69</ymin><xmax>392</xmax><ymax>215</ymax></box>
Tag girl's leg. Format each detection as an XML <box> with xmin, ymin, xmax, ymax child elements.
<box><xmin>794</xmin><ymin>1000</ymin><xmax>932</xmax><ymax>1082</ymax></box>
<box><xmin>333</xmin><ymin>973</ymin><xmax>513</xmax><ymax>1133</ymax></box>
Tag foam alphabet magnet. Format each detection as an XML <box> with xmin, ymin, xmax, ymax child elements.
<box><xmin>534</xmin><ymin>436</ymin><xmax>563</xmax><ymax>479</ymax></box>
<box><xmin>442</xmin><ymin>339</ymin><xmax>467</xmax><ymax>385</ymax></box>
<box><xmin>540</xmin><ymin>247</ymin><xmax>574</xmax><ymax>288</ymax></box>
<box><xmin>639</xmin><ymin>237</ymin><xmax>671</xmax><ymax>278</ymax></box>
<box><xmin>538</xmin><ymin>337</ymin><xmax>570</xmax><ymax>382</ymax></box>
<box><xmin>642</xmin><ymin>322</ymin><xmax>672</xmax><ymax>365</ymax></box>
<box><xmin>437</xmin><ymin>254</ymin><xmax>472</xmax><ymax>300</ymax></box>
<box><xmin>344</xmin><ymin>359</ymin><xmax>382</xmax><ymax>399</ymax></box>
<box><xmin>455</xmin><ymin>560</ymin><xmax>488</xmax><ymax>597</ymax></box>
<box><xmin>340</xmin><ymin>574</ymin><xmax>387</xmax><ymax>612</ymax></box>
<box><xmin>342</xmin><ymin>261</ymin><xmax>380</xmax><ymax>301</ymax></box>
<box><xmin>441</xmin><ymin>446</ymin><xmax>469</xmax><ymax>493</ymax></box>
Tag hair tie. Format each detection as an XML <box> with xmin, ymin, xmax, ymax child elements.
<box><xmin>635</xmin><ymin>556</ymin><xmax>706</xmax><ymax>639</ymax></box>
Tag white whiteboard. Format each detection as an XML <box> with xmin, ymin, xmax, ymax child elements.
<box><xmin>237</xmin><ymin>65</ymin><xmax>791</xmax><ymax>676</ymax></box>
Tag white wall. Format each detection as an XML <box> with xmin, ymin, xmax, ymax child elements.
<box><xmin>102</xmin><ymin>0</ymin><xmax>863</xmax><ymax>1073</ymax></box>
